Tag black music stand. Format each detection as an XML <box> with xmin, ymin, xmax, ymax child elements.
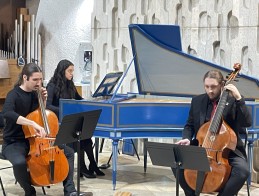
<box><xmin>54</xmin><ymin>110</ymin><xmax>102</xmax><ymax>196</ymax></box>
<box><xmin>145</xmin><ymin>141</ymin><xmax>210</xmax><ymax>196</ymax></box>
<box><xmin>92</xmin><ymin>72</ymin><xmax>123</xmax><ymax>98</ymax></box>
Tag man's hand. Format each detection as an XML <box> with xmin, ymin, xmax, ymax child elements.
<box><xmin>40</xmin><ymin>87</ymin><xmax>48</xmax><ymax>102</ymax></box>
<box><xmin>224</xmin><ymin>84</ymin><xmax>242</xmax><ymax>100</ymax></box>
<box><xmin>175</xmin><ymin>138</ymin><xmax>190</xmax><ymax>145</ymax></box>
<box><xmin>32</xmin><ymin>121</ymin><xmax>46</xmax><ymax>138</ymax></box>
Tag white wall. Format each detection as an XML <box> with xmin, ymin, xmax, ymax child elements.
<box><xmin>34</xmin><ymin>0</ymin><xmax>93</xmax><ymax>83</ymax></box>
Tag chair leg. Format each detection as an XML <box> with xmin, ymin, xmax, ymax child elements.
<box><xmin>99</xmin><ymin>138</ymin><xmax>105</xmax><ymax>153</ymax></box>
<box><xmin>42</xmin><ymin>186</ymin><xmax>46</xmax><ymax>195</ymax></box>
<box><xmin>246</xmin><ymin>179</ymin><xmax>250</xmax><ymax>196</ymax></box>
<box><xmin>131</xmin><ymin>139</ymin><xmax>140</xmax><ymax>160</ymax></box>
<box><xmin>0</xmin><ymin>176</ymin><xmax>7</xmax><ymax>196</ymax></box>
<box><xmin>16</xmin><ymin>180</ymin><xmax>47</xmax><ymax>195</ymax></box>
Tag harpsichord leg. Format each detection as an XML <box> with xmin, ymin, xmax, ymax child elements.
<box><xmin>143</xmin><ymin>138</ymin><xmax>148</xmax><ymax>172</ymax></box>
<box><xmin>112</xmin><ymin>139</ymin><xmax>119</xmax><ymax>190</ymax></box>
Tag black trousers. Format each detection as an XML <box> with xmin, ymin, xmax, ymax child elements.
<box><xmin>2</xmin><ymin>140</ymin><xmax>76</xmax><ymax>196</ymax></box>
<box><xmin>69</xmin><ymin>138</ymin><xmax>96</xmax><ymax>169</ymax></box>
<box><xmin>175</xmin><ymin>152</ymin><xmax>250</xmax><ymax>196</ymax></box>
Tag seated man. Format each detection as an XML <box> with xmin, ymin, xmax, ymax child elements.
<box><xmin>1</xmin><ymin>62</ymin><xmax>86</xmax><ymax>196</ymax></box>
<box><xmin>176</xmin><ymin>69</ymin><xmax>252</xmax><ymax>196</ymax></box>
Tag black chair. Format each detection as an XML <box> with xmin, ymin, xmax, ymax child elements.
<box><xmin>0</xmin><ymin>112</ymin><xmax>4</xmax><ymax>130</ymax></box>
<box><xmin>243</xmin><ymin>128</ymin><xmax>250</xmax><ymax>196</ymax></box>
<box><xmin>0</xmin><ymin>152</ymin><xmax>13</xmax><ymax>196</ymax></box>
<box><xmin>98</xmin><ymin>138</ymin><xmax>140</xmax><ymax>169</ymax></box>
<box><xmin>0</xmin><ymin>152</ymin><xmax>47</xmax><ymax>196</ymax></box>
<box><xmin>0</xmin><ymin>112</ymin><xmax>47</xmax><ymax>195</ymax></box>
<box><xmin>0</xmin><ymin>112</ymin><xmax>13</xmax><ymax>195</ymax></box>
<box><xmin>0</xmin><ymin>112</ymin><xmax>12</xmax><ymax>196</ymax></box>
<box><xmin>234</xmin><ymin>128</ymin><xmax>250</xmax><ymax>196</ymax></box>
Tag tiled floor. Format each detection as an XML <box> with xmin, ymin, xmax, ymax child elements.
<box><xmin>1</xmin><ymin>149</ymin><xmax>259</xmax><ymax>196</ymax></box>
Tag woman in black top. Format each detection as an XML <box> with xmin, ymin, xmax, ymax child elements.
<box><xmin>46</xmin><ymin>59</ymin><xmax>104</xmax><ymax>178</ymax></box>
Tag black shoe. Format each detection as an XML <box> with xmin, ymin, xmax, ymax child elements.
<box><xmin>89</xmin><ymin>162</ymin><xmax>105</xmax><ymax>176</ymax></box>
<box><xmin>80</xmin><ymin>167</ymin><xmax>96</xmax><ymax>178</ymax></box>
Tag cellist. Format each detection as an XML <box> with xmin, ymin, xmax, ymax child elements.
<box><xmin>1</xmin><ymin>63</ymin><xmax>84</xmax><ymax>196</ymax></box>
<box><xmin>176</xmin><ymin>70</ymin><xmax>252</xmax><ymax>196</ymax></box>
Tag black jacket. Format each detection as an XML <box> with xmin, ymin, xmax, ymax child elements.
<box><xmin>182</xmin><ymin>93</ymin><xmax>252</xmax><ymax>158</ymax></box>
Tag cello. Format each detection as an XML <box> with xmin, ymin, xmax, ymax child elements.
<box><xmin>22</xmin><ymin>88</ymin><xmax>69</xmax><ymax>186</ymax></box>
<box><xmin>184</xmin><ymin>64</ymin><xmax>241</xmax><ymax>193</ymax></box>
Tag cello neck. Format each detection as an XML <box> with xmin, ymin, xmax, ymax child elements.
<box><xmin>208</xmin><ymin>63</ymin><xmax>241</xmax><ymax>134</ymax></box>
<box><xmin>37</xmin><ymin>89</ymin><xmax>50</xmax><ymax>135</ymax></box>
<box><xmin>209</xmin><ymin>90</ymin><xmax>229</xmax><ymax>134</ymax></box>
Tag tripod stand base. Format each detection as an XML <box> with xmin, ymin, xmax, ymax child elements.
<box><xmin>99</xmin><ymin>163</ymin><xmax>110</xmax><ymax>169</ymax></box>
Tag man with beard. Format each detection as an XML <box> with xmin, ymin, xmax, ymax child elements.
<box><xmin>1</xmin><ymin>63</ymin><xmax>85</xmax><ymax>196</ymax></box>
<box><xmin>176</xmin><ymin>70</ymin><xmax>252</xmax><ymax>196</ymax></box>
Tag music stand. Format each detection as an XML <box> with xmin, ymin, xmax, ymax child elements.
<box><xmin>145</xmin><ymin>141</ymin><xmax>210</xmax><ymax>196</ymax></box>
<box><xmin>92</xmin><ymin>72</ymin><xmax>123</xmax><ymax>98</ymax></box>
<box><xmin>54</xmin><ymin>109</ymin><xmax>102</xmax><ymax>196</ymax></box>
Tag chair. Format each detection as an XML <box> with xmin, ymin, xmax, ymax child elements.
<box><xmin>98</xmin><ymin>138</ymin><xmax>140</xmax><ymax>169</ymax></box>
<box><xmin>0</xmin><ymin>152</ymin><xmax>47</xmax><ymax>196</ymax></box>
<box><xmin>0</xmin><ymin>112</ymin><xmax>47</xmax><ymax>195</ymax></box>
<box><xmin>99</xmin><ymin>138</ymin><xmax>139</xmax><ymax>159</ymax></box>
<box><xmin>234</xmin><ymin>128</ymin><xmax>250</xmax><ymax>196</ymax></box>
<box><xmin>242</xmin><ymin>128</ymin><xmax>250</xmax><ymax>196</ymax></box>
<box><xmin>0</xmin><ymin>112</ymin><xmax>13</xmax><ymax>195</ymax></box>
<box><xmin>0</xmin><ymin>152</ymin><xmax>13</xmax><ymax>196</ymax></box>
<box><xmin>0</xmin><ymin>112</ymin><xmax>12</xmax><ymax>196</ymax></box>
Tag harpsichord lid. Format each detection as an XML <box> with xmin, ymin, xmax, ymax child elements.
<box><xmin>128</xmin><ymin>24</ymin><xmax>259</xmax><ymax>99</ymax></box>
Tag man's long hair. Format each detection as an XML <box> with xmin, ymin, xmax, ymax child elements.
<box><xmin>203</xmin><ymin>70</ymin><xmax>224</xmax><ymax>84</ymax></box>
<box><xmin>15</xmin><ymin>63</ymin><xmax>42</xmax><ymax>86</ymax></box>
<box><xmin>48</xmin><ymin>59</ymin><xmax>77</xmax><ymax>99</ymax></box>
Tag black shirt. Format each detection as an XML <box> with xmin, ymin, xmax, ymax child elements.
<box><xmin>2</xmin><ymin>86</ymin><xmax>38</xmax><ymax>142</ymax></box>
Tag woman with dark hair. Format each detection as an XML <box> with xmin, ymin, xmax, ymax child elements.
<box><xmin>46</xmin><ymin>59</ymin><xmax>104</xmax><ymax>178</ymax></box>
